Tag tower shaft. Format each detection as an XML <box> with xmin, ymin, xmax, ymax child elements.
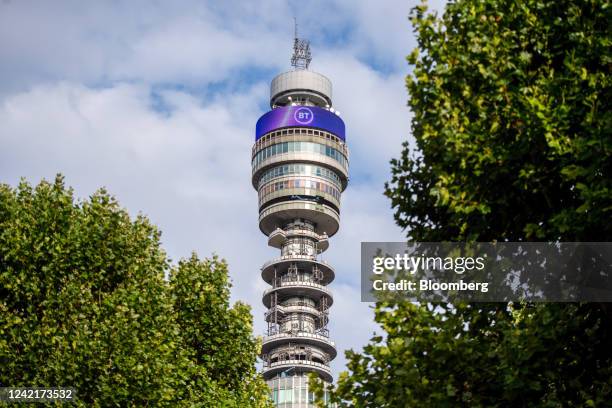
<box><xmin>253</xmin><ymin>67</ymin><xmax>348</xmax><ymax>407</ymax></box>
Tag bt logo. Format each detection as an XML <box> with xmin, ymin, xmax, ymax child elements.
<box><xmin>294</xmin><ymin>107</ymin><xmax>314</xmax><ymax>124</ymax></box>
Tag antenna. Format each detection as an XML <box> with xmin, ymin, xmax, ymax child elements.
<box><xmin>291</xmin><ymin>18</ymin><xmax>311</xmax><ymax>70</ymax></box>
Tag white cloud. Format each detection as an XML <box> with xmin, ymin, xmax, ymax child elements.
<box><xmin>314</xmin><ymin>52</ymin><xmax>414</xmax><ymax>183</ymax></box>
<box><xmin>0</xmin><ymin>0</ymin><xmax>437</xmax><ymax>93</ymax></box>
<box><xmin>0</xmin><ymin>1</ymin><xmax>288</xmax><ymax>92</ymax></box>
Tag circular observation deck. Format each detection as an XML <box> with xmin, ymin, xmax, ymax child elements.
<box><xmin>263</xmin><ymin>360</ymin><xmax>333</xmax><ymax>383</ymax></box>
<box><xmin>259</xmin><ymin>201</ymin><xmax>340</xmax><ymax>237</ymax></box>
<box><xmin>262</xmin><ymin>281</ymin><xmax>333</xmax><ymax>309</ymax></box>
<box><xmin>265</xmin><ymin>303</ymin><xmax>328</xmax><ymax>324</ymax></box>
<box><xmin>252</xmin><ymin>133</ymin><xmax>349</xmax><ymax>186</ymax></box>
<box><xmin>262</xmin><ymin>332</ymin><xmax>337</xmax><ymax>360</ymax></box>
<box><xmin>268</xmin><ymin>227</ymin><xmax>329</xmax><ymax>252</ymax></box>
<box><xmin>258</xmin><ymin>183</ymin><xmax>341</xmax><ymax>214</ymax></box>
<box><xmin>261</xmin><ymin>256</ymin><xmax>335</xmax><ymax>284</ymax></box>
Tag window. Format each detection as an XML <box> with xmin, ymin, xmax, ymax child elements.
<box><xmin>259</xmin><ymin>176</ymin><xmax>341</xmax><ymax>204</ymax></box>
<box><xmin>254</xmin><ymin>142</ymin><xmax>347</xmax><ymax>169</ymax></box>
<box><xmin>278</xmin><ymin>389</ymin><xmax>293</xmax><ymax>403</ymax></box>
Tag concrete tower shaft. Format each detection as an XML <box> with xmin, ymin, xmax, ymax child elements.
<box><xmin>252</xmin><ymin>64</ymin><xmax>347</xmax><ymax>406</ymax></box>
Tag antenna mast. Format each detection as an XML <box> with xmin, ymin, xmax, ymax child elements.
<box><xmin>291</xmin><ymin>18</ymin><xmax>312</xmax><ymax>70</ymax></box>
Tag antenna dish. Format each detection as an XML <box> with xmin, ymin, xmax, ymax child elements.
<box><xmin>291</xmin><ymin>18</ymin><xmax>312</xmax><ymax>70</ymax></box>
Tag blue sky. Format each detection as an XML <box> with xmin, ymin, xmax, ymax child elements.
<box><xmin>0</xmin><ymin>0</ymin><xmax>445</xmax><ymax>378</ymax></box>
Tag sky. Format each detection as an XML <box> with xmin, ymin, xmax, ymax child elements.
<box><xmin>0</xmin><ymin>0</ymin><xmax>446</xmax><ymax>378</ymax></box>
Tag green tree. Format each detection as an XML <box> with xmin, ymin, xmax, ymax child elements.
<box><xmin>170</xmin><ymin>256</ymin><xmax>271</xmax><ymax>406</ymax></box>
<box><xmin>388</xmin><ymin>0</ymin><xmax>611</xmax><ymax>243</ymax></box>
<box><xmin>315</xmin><ymin>0</ymin><xmax>612</xmax><ymax>406</ymax></box>
<box><xmin>0</xmin><ymin>176</ymin><xmax>271</xmax><ymax>407</ymax></box>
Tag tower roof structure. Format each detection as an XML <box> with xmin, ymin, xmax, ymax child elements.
<box><xmin>251</xmin><ymin>28</ymin><xmax>348</xmax><ymax>407</ymax></box>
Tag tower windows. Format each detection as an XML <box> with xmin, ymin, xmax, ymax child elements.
<box><xmin>258</xmin><ymin>164</ymin><xmax>342</xmax><ymax>189</ymax></box>
<box><xmin>253</xmin><ymin>141</ymin><xmax>348</xmax><ymax>168</ymax></box>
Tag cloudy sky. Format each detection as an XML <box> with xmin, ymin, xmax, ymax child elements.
<box><xmin>0</xmin><ymin>0</ymin><xmax>445</xmax><ymax>377</ymax></box>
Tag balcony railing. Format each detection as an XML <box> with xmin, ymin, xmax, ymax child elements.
<box><xmin>269</xmin><ymin>227</ymin><xmax>328</xmax><ymax>241</ymax></box>
<box><xmin>273</xmin><ymin>274</ymin><xmax>319</xmax><ymax>287</ymax></box>
<box><xmin>263</xmin><ymin>280</ymin><xmax>331</xmax><ymax>296</ymax></box>
<box><xmin>263</xmin><ymin>331</ymin><xmax>335</xmax><ymax>345</ymax></box>
<box><xmin>262</xmin><ymin>254</ymin><xmax>335</xmax><ymax>270</ymax></box>
<box><xmin>265</xmin><ymin>303</ymin><xmax>324</xmax><ymax>318</ymax></box>
<box><xmin>263</xmin><ymin>359</ymin><xmax>331</xmax><ymax>372</ymax></box>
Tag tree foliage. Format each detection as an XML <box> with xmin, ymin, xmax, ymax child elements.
<box><xmin>0</xmin><ymin>176</ymin><xmax>271</xmax><ymax>407</ymax></box>
<box><xmin>316</xmin><ymin>0</ymin><xmax>612</xmax><ymax>406</ymax></box>
<box><xmin>390</xmin><ymin>0</ymin><xmax>611</xmax><ymax>242</ymax></box>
